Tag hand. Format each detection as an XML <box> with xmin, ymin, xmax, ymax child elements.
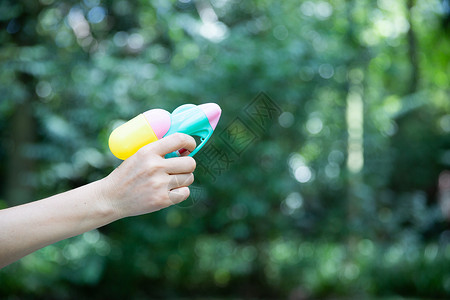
<box><xmin>100</xmin><ymin>133</ymin><xmax>197</xmax><ymax>219</ymax></box>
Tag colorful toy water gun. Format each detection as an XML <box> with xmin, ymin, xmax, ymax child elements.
<box><xmin>109</xmin><ymin>103</ymin><xmax>221</xmax><ymax>160</ymax></box>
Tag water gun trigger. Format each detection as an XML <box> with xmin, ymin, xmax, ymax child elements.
<box><xmin>168</xmin><ymin>128</ymin><xmax>213</xmax><ymax>158</ymax></box>
<box><xmin>187</xmin><ymin>129</ymin><xmax>213</xmax><ymax>157</ymax></box>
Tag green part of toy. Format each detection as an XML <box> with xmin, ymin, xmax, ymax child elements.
<box><xmin>164</xmin><ymin>104</ymin><xmax>214</xmax><ymax>158</ymax></box>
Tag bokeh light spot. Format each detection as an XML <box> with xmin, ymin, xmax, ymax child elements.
<box><xmin>87</xmin><ymin>6</ymin><xmax>106</xmax><ymax>24</ymax></box>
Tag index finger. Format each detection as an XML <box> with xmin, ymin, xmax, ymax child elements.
<box><xmin>150</xmin><ymin>133</ymin><xmax>196</xmax><ymax>157</ymax></box>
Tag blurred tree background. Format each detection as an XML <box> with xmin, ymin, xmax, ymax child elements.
<box><xmin>1</xmin><ymin>0</ymin><xmax>450</xmax><ymax>298</ymax></box>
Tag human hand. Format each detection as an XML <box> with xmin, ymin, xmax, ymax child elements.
<box><xmin>99</xmin><ymin>133</ymin><xmax>197</xmax><ymax>219</ymax></box>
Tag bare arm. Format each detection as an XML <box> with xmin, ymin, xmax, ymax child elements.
<box><xmin>0</xmin><ymin>133</ymin><xmax>197</xmax><ymax>269</ymax></box>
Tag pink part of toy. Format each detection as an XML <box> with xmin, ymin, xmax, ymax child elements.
<box><xmin>143</xmin><ymin>108</ymin><xmax>171</xmax><ymax>139</ymax></box>
<box><xmin>198</xmin><ymin>103</ymin><xmax>221</xmax><ymax>130</ymax></box>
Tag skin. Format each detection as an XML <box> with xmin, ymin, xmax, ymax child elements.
<box><xmin>0</xmin><ymin>133</ymin><xmax>197</xmax><ymax>269</ymax></box>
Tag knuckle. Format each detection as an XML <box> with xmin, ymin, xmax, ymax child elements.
<box><xmin>137</xmin><ymin>152</ymin><xmax>156</xmax><ymax>168</ymax></box>
<box><xmin>144</xmin><ymin>164</ymin><xmax>157</xmax><ymax>176</ymax></box>
<box><xmin>173</xmin><ymin>132</ymin><xmax>186</xmax><ymax>142</ymax></box>
<box><xmin>137</xmin><ymin>143</ymin><xmax>156</xmax><ymax>157</ymax></box>
<box><xmin>154</xmin><ymin>160</ymin><xmax>166</xmax><ymax>171</ymax></box>
<box><xmin>147</xmin><ymin>158</ymin><xmax>165</xmax><ymax>172</ymax></box>
<box><xmin>153</xmin><ymin>177</ymin><xmax>168</xmax><ymax>190</ymax></box>
<box><xmin>174</xmin><ymin>132</ymin><xmax>195</xmax><ymax>147</ymax></box>
<box><xmin>135</xmin><ymin>147</ymin><xmax>147</xmax><ymax>159</ymax></box>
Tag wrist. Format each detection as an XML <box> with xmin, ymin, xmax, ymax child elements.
<box><xmin>93</xmin><ymin>177</ymin><xmax>122</xmax><ymax>223</ymax></box>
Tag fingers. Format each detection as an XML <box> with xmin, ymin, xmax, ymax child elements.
<box><xmin>148</xmin><ymin>133</ymin><xmax>196</xmax><ymax>157</ymax></box>
<box><xmin>167</xmin><ymin>172</ymin><xmax>194</xmax><ymax>205</ymax></box>
<box><xmin>168</xmin><ymin>187</ymin><xmax>190</xmax><ymax>204</ymax></box>
<box><xmin>165</xmin><ymin>156</ymin><xmax>196</xmax><ymax>174</ymax></box>
<box><xmin>168</xmin><ymin>173</ymin><xmax>194</xmax><ymax>190</ymax></box>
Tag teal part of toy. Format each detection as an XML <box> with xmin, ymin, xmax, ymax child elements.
<box><xmin>164</xmin><ymin>104</ymin><xmax>214</xmax><ymax>158</ymax></box>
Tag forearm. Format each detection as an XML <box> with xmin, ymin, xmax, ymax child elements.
<box><xmin>0</xmin><ymin>133</ymin><xmax>197</xmax><ymax>269</ymax></box>
<box><xmin>0</xmin><ymin>179</ymin><xmax>117</xmax><ymax>269</ymax></box>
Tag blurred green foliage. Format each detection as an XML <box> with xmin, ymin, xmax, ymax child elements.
<box><xmin>1</xmin><ymin>0</ymin><xmax>450</xmax><ymax>298</ymax></box>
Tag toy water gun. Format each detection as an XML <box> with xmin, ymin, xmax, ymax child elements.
<box><xmin>109</xmin><ymin>103</ymin><xmax>221</xmax><ymax>160</ymax></box>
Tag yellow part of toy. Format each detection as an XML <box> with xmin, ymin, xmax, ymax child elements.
<box><xmin>109</xmin><ymin>114</ymin><xmax>158</xmax><ymax>160</ymax></box>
